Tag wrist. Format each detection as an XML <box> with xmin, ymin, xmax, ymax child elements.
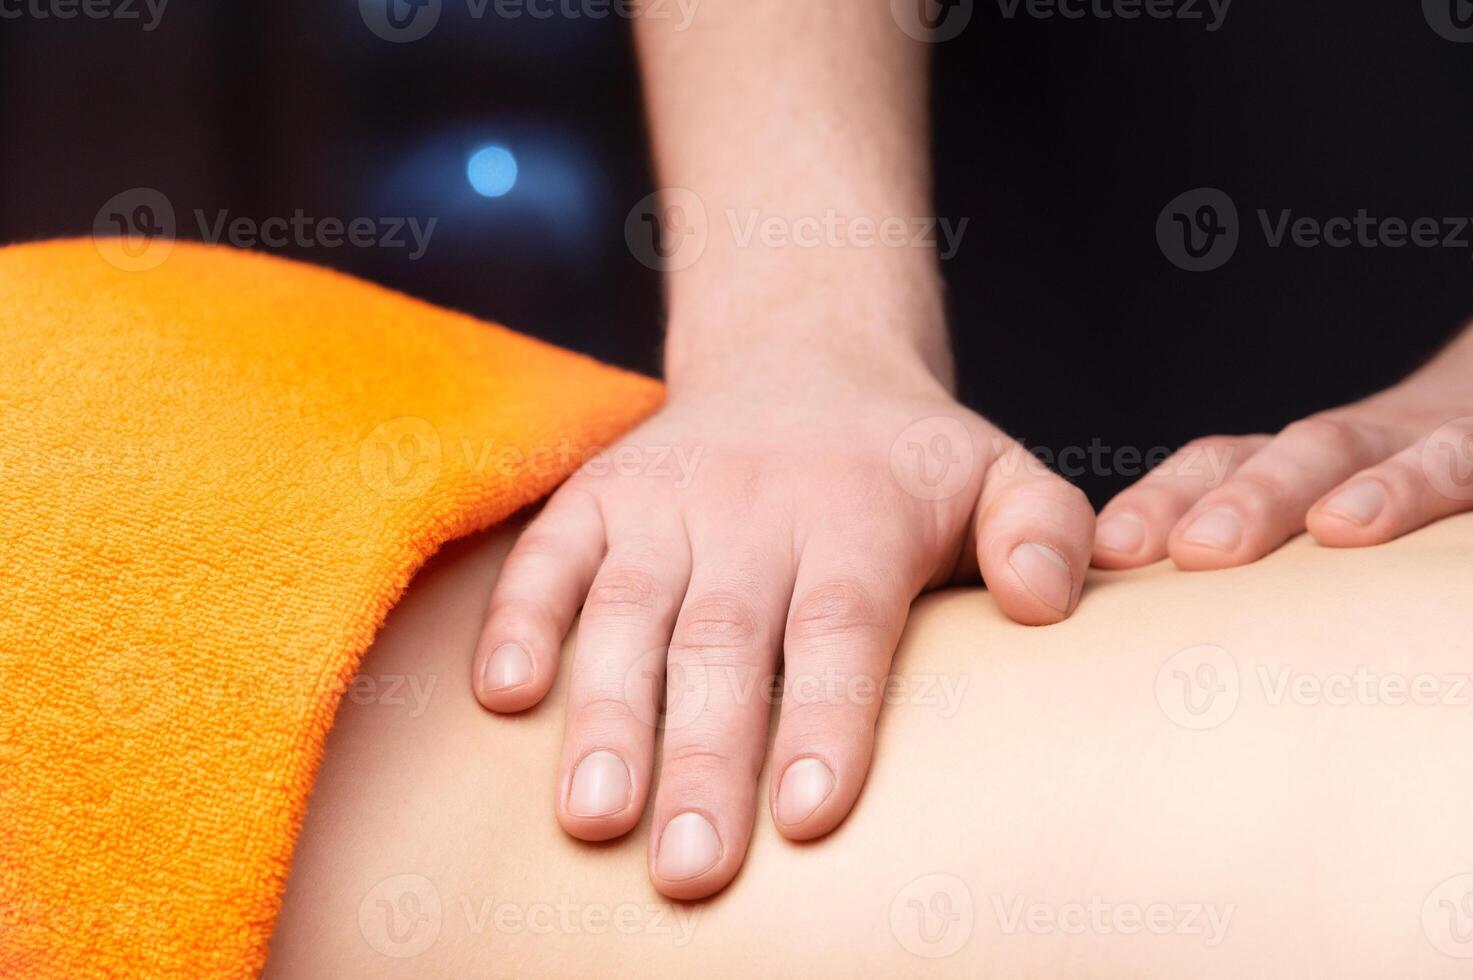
<box><xmin>663</xmin><ymin>254</ymin><xmax>954</xmax><ymax>402</ymax></box>
<box><xmin>664</xmin><ymin>323</ymin><xmax>954</xmax><ymax>408</ymax></box>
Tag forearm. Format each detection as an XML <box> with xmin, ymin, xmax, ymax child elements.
<box><xmin>633</xmin><ymin>0</ymin><xmax>953</xmax><ymax>397</ymax></box>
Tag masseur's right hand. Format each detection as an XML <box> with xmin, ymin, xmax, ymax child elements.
<box><xmin>468</xmin><ymin>0</ymin><xmax>1094</xmax><ymax>900</ymax></box>
<box><xmin>471</xmin><ymin>340</ymin><xmax>1095</xmax><ymax>899</ymax></box>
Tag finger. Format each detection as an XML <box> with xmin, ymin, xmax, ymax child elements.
<box><xmin>474</xmin><ymin>486</ymin><xmax>605</xmax><ymax>713</ymax></box>
<box><xmin>769</xmin><ymin>539</ymin><xmax>913</xmax><ymax>842</ymax></box>
<box><xmin>1308</xmin><ymin>420</ymin><xmax>1473</xmax><ymax>547</ymax></box>
<box><xmin>1168</xmin><ymin>417</ymin><xmax>1405</xmax><ymax>570</ymax></box>
<box><xmin>973</xmin><ymin>442</ymin><xmax>1096</xmax><ymax>625</ymax></box>
<box><xmin>647</xmin><ymin>539</ymin><xmax>792</xmax><ymax>900</ymax></box>
<box><xmin>555</xmin><ymin>520</ymin><xmax>692</xmax><ymax>842</ymax></box>
<box><xmin>1092</xmin><ymin>435</ymin><xmax>1269</xmax><ymax>569</ymax></box>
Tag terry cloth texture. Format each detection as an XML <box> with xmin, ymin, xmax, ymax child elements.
<box><xmin>0</xmin><ymin>240</ymin><xmax>663</xmax><ymax>978</ymax></box>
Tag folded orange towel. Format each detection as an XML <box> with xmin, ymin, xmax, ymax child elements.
<box><xmin>0</xmin><ymin>240</ymin><xmax>663</xmax><ymax>978</ymax></box>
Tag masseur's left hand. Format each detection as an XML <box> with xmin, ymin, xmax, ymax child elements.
<box><xmin>1093</xmin><ymin>324</ymin><xmax>1473</xmax><ymax>570</ymax></box>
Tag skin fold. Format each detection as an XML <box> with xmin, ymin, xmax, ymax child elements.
<box><xmin>270</xmin><ymin>513</ymin><xmax>1473</xmax><ymax>978</ymax></box>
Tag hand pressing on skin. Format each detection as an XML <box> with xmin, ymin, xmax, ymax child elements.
<box><xmin>470</xmin><ymin>360</ymin><xmax>1095</xmax><ymax>900</ymax></box>
<box><xmin>1093</xmin><ymin>324</ymin><xmax>1473</xmax><ymax>570</ymax></box>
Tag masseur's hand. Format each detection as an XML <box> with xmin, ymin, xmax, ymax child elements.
<box><xmin>1094</xmin><ymin>325</ymin><xmax>1473</xmax><ymax>570</ymax></box>
<box><xmin>472</xmin><ymin>349</ymin><xmax>1094</xmax><ymax>899</ymax></box>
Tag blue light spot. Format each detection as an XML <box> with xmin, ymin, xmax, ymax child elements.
<box><xmin>467</xmin><ymin>145</ymin><xmax>519</xmax><ymax>198</ymax></box>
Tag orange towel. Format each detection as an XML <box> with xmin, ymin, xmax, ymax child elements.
<box><xmin>0</xmin><ymin>240</ymin><xmax>663</xmax><ymax>978</ymax></box>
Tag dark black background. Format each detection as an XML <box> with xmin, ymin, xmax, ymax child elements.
<box><xmin>3</xmin><ymin>0</ymin><xmax>1469</xmax><ymax>504</ymax></box>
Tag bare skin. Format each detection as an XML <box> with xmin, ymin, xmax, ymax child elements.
<box><xmin>471</xmin><ymin>0</ymin><xmax>1473</xmax><ymax>904</ymax></box>
<box><xmin>469</xmin><ymin>0</ymin><xmax>1097</xmax><ymax>902</ymax></box>
<box><xmin>1095</xmin><ymin>325</ymin><xmax>1473</xmax><ymax>571</ymax></box>
<box><xmin>270</xmin><ymin>513</ymin><xmax>1473</xmax><ymax>978</ymax></box>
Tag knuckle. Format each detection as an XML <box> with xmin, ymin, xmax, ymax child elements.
<box><xmin>672</xmin><ymin>593</ymin><xmax>762</xmax><ymax>651</ymax></box>
<box><xmin>498</xmin><ymin>544</ymin><xmax>562</xmax><ymax>591</ymax></box>
<box><xmin>661</xmin><ymin>744</ymin><xmax>757</xmax><ymax>781</ymax></box>
<box><xmin>1173</xmin><ymin>436</ymin><xmax>1245</xmax><ymax>473</ymax></box>
<box><xmin>1281</xmin><ymin>416</ymin><xmax>1363</xmax><ymax>458</ymax></box>
<box><xmin>585</xmin><ymin>565</ymin><xmax>661</xmax><ymax>615</ymax></box>
<box><xmin>1157</xmin><ymin>436</ymin><xmax>1255</xmax><ymax>486</ymax></box>
<box><xmin>1182</xmin><ymin>434</ymin><xmax>1239</xmax><ymax>453</ymax></box>
<box><xmin>1049</xmin><ymin>478</ymin><xmax>1092</xmax><ymax>513</ymax></box>
<box><xmin>484</xmin><ymin>597</ymin><xmax>552</xmax><ymax>637</ymax></box>
<box><xmin>788</xmin><ymin>581</ymin><xmax>885</xmax><ymax>645</ymax></box>
<box><xmin>1118</xmin><ymin>483</ymin><xmax>1179</xmax><ymax>514</ymax></box>
<box><xmin>661</xmin><ymin>745</ymin><xmax>732</xmax><ymax>771</ymax></box>
<box><xmin>572</xmin><ymin>694</ymin><xmax>637</xmax><ymax>734</ymax></box>
<box><xmin>997</xmin><ymin>471</ymin><xmax>1087</xmax><ymax>513</ymax></box>
<box><xmin>510</xmin><ymin>526</ymin><xmax>570</xmax><ymax>562</ymax></box>
<box><xmin>1226</xmin><ymin>469</ymin><xmax>1291</xmax><ymax>510</ymax></box>
<box><xmin>780</xmin><ymin>697</ymin><xmax>876</xmax><ymax>742</ymax></box>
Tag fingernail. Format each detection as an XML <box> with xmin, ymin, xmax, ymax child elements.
<box><xmin>776</xmin><ymin>758</ymin><xmax>836</xmax><ymax>826</ymax></box>
<box><xmin>1008</xmin><ymin>542</ymin><xmax>1073</xmax><ymax>612</ymax></box>
<box><xmin>1095</xmin><ymin>512</ymin><xmax>1146</xmax><ymax>553</ymax></box>
<box><xmin>568</xmin><ymin>750</ymin><xmax>631</xmax><ymax>817</ymax></box>
<box><xmin>656</xmin><ymin>812</ymin><xmax>721</xmax><ymax>881</ymax></box>
<box><xmin>482</xmin><ymin>642</ymin><xmax>532</xmax><ymax>692</ymax></box>
<box><xmin>1181</xmin><ymin>508</ymin><xmax>1243</xmax><ymax>551</ymax></box>
<box><xmin>1321</xmin><ymin>481</ymin><xmax>1386</xmax><ymax>526</ymax></box>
